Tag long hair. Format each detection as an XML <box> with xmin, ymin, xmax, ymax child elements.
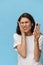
<box><xmin>16</xmin><ymin>13</ymin><xmax>35</xmax><ymax>35</ymax></box>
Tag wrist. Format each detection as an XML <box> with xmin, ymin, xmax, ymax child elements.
<box><xmin>34</xmin><ymin>39</ymin><xmax>39</xmax><ymax>45</ymax></box>
<box><xmin>34</xmin><ymin>38</ymin><xmax>38</xmax><ymax>42</ymax></box>
<box><xmin>22</xmin><ymin>33</ymin><xmax>25</xmax><ymax>36</ymax></box>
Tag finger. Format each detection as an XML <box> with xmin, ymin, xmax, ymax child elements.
<box><xmin>34</xmin><ymin>26</ymin><xmax>39</xmax><ymax>32</ymax></box>
<box><xmin>34</xmin><ymin>28</ymin><xmax>40</xmax><ymax>36</ymax></box>
<box><xmin>35</xmin><ymin>29</ymin><xmax>40</xmax><ymax>35</ymax></box>
<box><xmin>18</xmin><ymin>22</ymin><xmax>21</xmax><ymax>28</ymax></box>
<box><xmin>18</xmin><ymin>22</ymin><xmax>24</xmax><ymax>32</ymax></box>
<box><xmin>36</xmin><ymin>24</ymin><xmax>40</xmax><ymax>30</ymax></box>
<box><xmin>18</xmin><ymin>21</ymin><xmax>20</xmax><ymax>25</ymax></box>
<box><xmin>33</xmin><ymin>30</ymin><xmax>37</xmax><ymax>36</ymax></box>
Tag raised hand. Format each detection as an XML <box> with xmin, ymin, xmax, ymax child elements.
<box><xmin>18</xmin><ymin>22</ymin><xmax>25</xmax><ymax>35</ymax></box>
<box><xmin>33</xmin><ymin>24</ymin><xmax>40</xmax><ymax>40</ymax></box>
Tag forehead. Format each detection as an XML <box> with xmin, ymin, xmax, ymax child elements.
<box><xmin>20</xmin><ymin>17</ymin><xmax>31</xmax><ymax>22</ymax></box>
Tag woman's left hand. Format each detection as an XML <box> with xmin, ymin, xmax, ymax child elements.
<box><xmin>33</xmin><ymin>24</ymin><xmax>40</xmax><ymax>40</ymax></box>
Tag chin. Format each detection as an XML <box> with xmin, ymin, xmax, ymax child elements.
<box><xmin>24</xmin><ymin>30</ymin><xmax>29</xmax><ymax>33</ymax></box>
<box><xmin>24</xmin><ymin>28</ymin><xmax>31</xmax><ymax>33</ymax></box>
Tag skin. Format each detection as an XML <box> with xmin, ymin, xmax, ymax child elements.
<box><xmin>33</xmin><ymin>24</ymin><xmax>41</xmax><ymax>61</ymax></box>
<box><xmin>19</xmin><ymin>17</ymin><xmax>33</xmax><ymax>36</ymax></box>
<box><xmin>16</xmin><ymin>17</ymin><xmax>41</xmax><ymax>61</ymax></box>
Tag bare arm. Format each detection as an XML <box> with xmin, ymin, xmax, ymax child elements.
<box><xmin>33</xmin><ymin>24</ymin><xmax>41</xmax><ymax>61</ymax></box>
<box><xmin>34</xmin><ymin>39</ymin><xmax>41</xmax><ymax>61</ymax></box>
<box><xmin>17</xmin><ymin>33</ymin><xmax>27</xmax><ymax>58</ymax></box>
<box><xmin>16</xmin><ymin>22</ymin><xmax>27</xmax><ymax>58</ymax></box>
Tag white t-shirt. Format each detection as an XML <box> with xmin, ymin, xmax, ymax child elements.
<box><xmin>13</xmin><ymin>33</ymin><xmax>43</xmax><ymax>65</ymax></box>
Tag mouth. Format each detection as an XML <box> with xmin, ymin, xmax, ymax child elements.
<box><xmin>23</xmin><ymin>28</ymin><xmax>27</xmax><ymax>30</ymax></box>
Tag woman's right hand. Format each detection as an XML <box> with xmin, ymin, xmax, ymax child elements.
<box><xmin>18</xmin><ymin>22</ymin><xmax>25</xmax><ymax>35</ymax></box>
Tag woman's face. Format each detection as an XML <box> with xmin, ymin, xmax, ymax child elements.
<box><xmin>19</xmin><ymin>17</ymin><xmax>33</xmax><ymax>33</ymax></box>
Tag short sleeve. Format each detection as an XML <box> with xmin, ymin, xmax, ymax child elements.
<box><xmin>39</xmin><ymin>35</ymin><xmax>43</xmax><ymax>53</ymax></box>
<box><xmin>13</xmin><ymin>33</ymin><xmax>21</xmax><ymax>51</ymax></box>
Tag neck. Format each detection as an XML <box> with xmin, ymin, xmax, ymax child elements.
<box><xmin>25</xmin><ymin>31</ymin><xmax>33</xmax><ymax>36</ymax></box>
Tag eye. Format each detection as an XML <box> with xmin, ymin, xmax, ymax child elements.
<box><xmin>20</xmin><ymin>21</ymin><xmax>28</xmax><ymax>24</ymax></box>
<box><xmin>25</xmin><ymin>21</ymin><xmax>28</xmax><ymax>23</ymax></box>
<box><xmin>21</xmin><ymin>22</ymin><xmax>24</xmax><ymax>24</ymax></box>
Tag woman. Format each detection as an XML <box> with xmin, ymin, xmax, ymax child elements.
<box><xmin>13</xmin><ymin>13</ymin><xmax>43</xmax><ymax>65</ymax></box>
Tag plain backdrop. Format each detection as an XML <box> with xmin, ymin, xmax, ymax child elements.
<box><xmin>0</xmin><ymin>0</ymin><xmax>43</xmax><ymax>65</ymax></box>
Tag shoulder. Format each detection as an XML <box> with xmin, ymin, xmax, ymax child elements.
<box><xmin>39</xmin><ymin>34</ymin><xmax>43</xmax><ymax>39</ymax></box>
<box><xmin>13</xmin><ymin>33</ymin><xmax>21</xmax><ymax>39</ymax></box>
<box><xmin>39</xmin><ymin>34</ymin><xmax>43</xmax><ymax>41</ymax></box>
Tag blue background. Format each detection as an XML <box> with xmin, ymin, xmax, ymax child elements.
<box><xmin>0</xmin><ymin>0</ymin><xmax>43</xmax><ymax>65</ymax></box>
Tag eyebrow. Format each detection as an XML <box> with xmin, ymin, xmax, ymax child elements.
<box><xmin>20</xmin><ymin>21</ymin><xmax>29</xmax><ymax>23</ymax></box>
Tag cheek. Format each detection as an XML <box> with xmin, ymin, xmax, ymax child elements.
<box><xmin>20</xmin><ymin>24</ymin><xmax>24</xmax><ymax>28</ymax></box>
<box><xmin>27</xmin><ymin>24</ymin><xmax>32</xmax><ymax>31</ymax></box>
<box><xmin>27</xmin><ymin>23</ymin><xmax>32</xmax><ymax>28</ymax></box>
<box><xmin>20</xmin><ymin>24</ymin><xmax>23</xmax><ymax>27</ymax></box>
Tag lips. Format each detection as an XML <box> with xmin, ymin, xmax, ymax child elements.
<box><xmin>23</xmin><ymin>28</ymin><xmax>27</xmax><ymax>30</ymax></box>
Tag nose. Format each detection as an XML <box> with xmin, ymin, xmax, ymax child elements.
<box><xmin>23</xmin><ymin>23</ymin><xmax>26</xmax><ymax>26</ymax></box>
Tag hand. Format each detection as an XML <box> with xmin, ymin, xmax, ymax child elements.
<box><xmin>18</xmin><ymin>22</ymin><xmax>25</xmax><ymax>35</ymax></box>
<box><xmin>33</xmin><ymin>24</ymin><xmax>40</xmax><ymax>40</ymax></box>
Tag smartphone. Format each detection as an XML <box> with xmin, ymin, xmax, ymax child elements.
<box><xmin>35</xmin><ymin>23</ymin><xmax>38</xmax><ymax>30</ymax></box>
<box><xmin>36</xmin><ymin>23</ymin><xmax>38</xmax><ymax>26</ymax></box>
